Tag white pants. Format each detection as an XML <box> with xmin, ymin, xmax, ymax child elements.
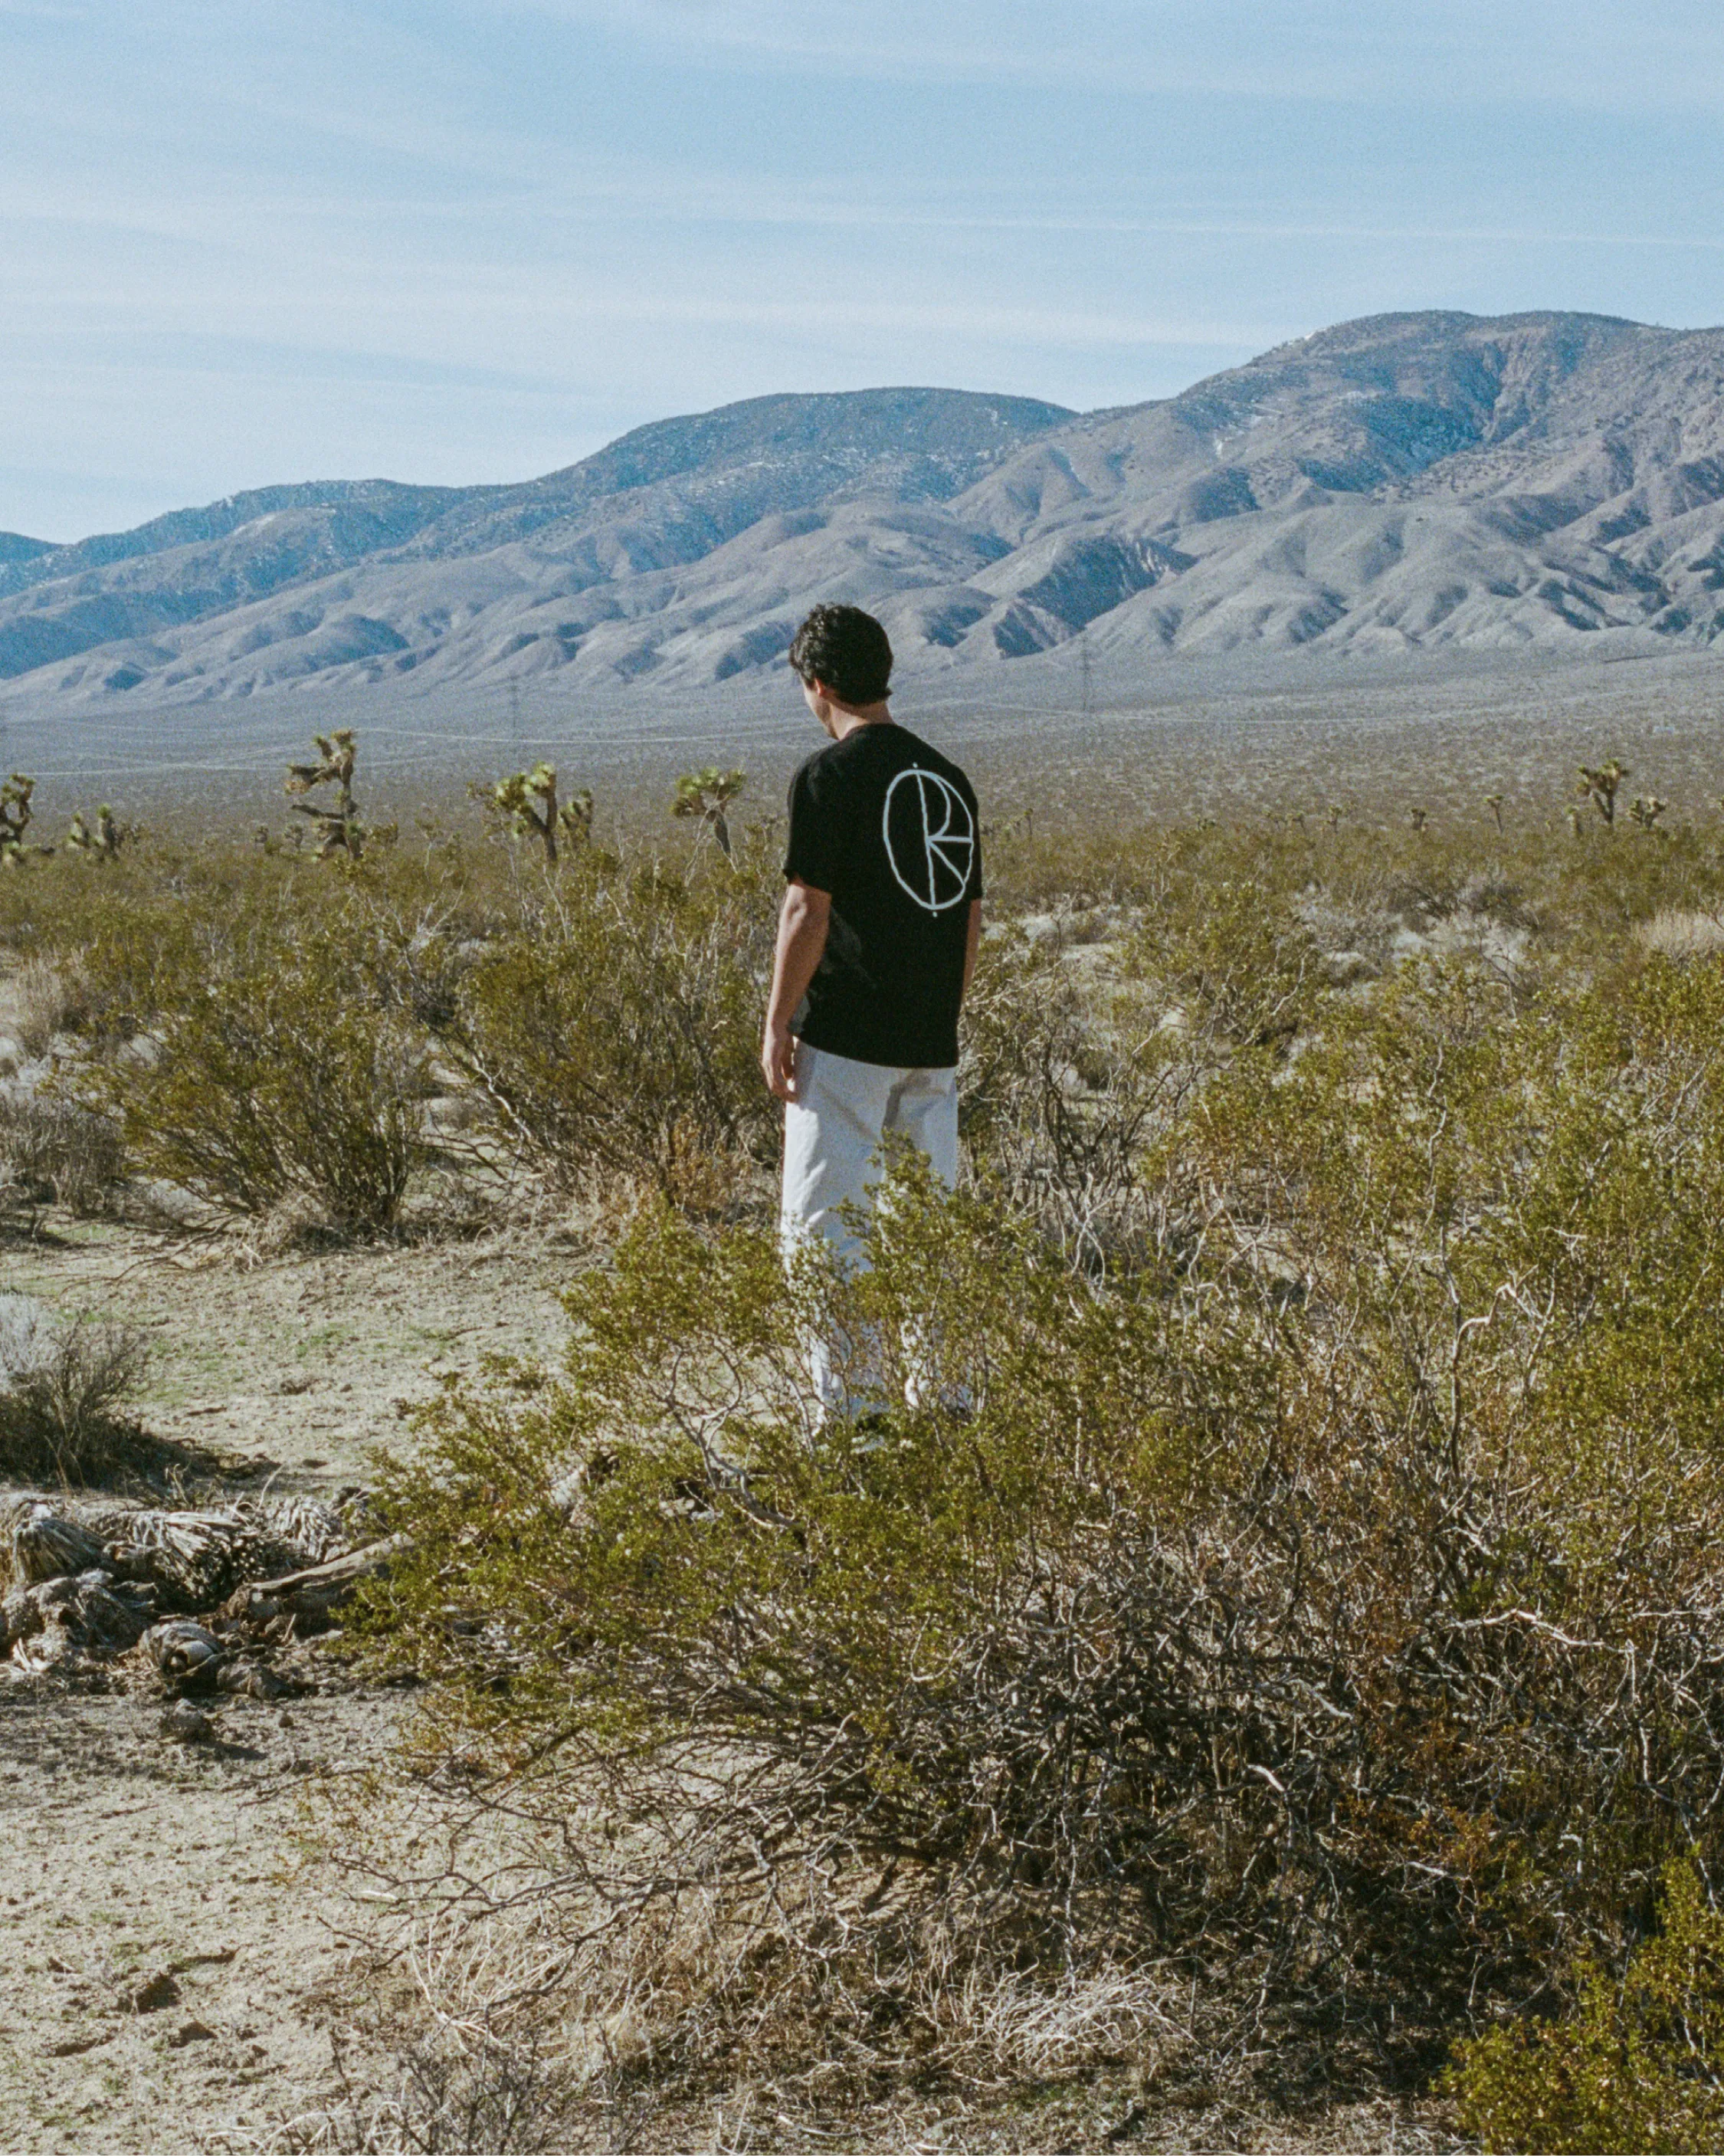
<box><xmin>779</xmin><ymin>1043</ymin><xmax>959</xmax><ymax>1411</ymax></box>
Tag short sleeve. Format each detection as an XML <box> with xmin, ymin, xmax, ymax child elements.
<box><xmin>784</xmin><ymin>760</ymin><xmax>844</xmax><ymax>894</ymax></box>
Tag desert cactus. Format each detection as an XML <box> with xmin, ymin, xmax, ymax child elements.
<box><xmin>673</xmin><ymin>767</ymin><xmax>747</xmax><ymax>859</ymax></box>
<box><xmin>285</xmin><ymin>730</ymin><xmax>363</xmax><ymax>858</ymax></box>
<box><xmin>1408</xmin><ymin>806</ymin><xmax>1429</xmax><ymax>833</ymax></box>
<box><xmin>1628</xmin><ymin>794</ymin><xmax>1667</xmax><ymax>830</ymax></box>
<box><xmin>1484</xmin><ymin>792</ymin><xmax>1505</xmax><ymax>832</ymax></box>
<box><xmin>64</xmin><ymin>804</ymin><xmax>124</xmax><ymax>859</ymax></box>
<box><xmin>0</xmin><ymin>773</ymin><xmax>32</xmax><ymax>859</ymax></box>
<box><xmin>487</xmin><ymin>763</ymin><xmax>592</xmax><ymax>867</ymax></box>
<box><xmin>0</xmin><ymin>774</ymin><xmax>53</xmax><ymax>868</ymax></box>
<box><xmin>1578</xmin><ymin>759</ymin><xmax>1628</xmax><ymax>826</ymax></box>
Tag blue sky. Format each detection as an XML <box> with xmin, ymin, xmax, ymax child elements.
<box><xmin>5</xmin><ymin>0</ymin><xmax>1724</xmax><ymax>540</ymax></box>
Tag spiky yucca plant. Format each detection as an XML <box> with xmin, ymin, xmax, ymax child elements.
<box><xmin>64</xmin><ymin>805</ymin><xmax>125</xmax><ymax>859</ymax></box>
<box><xmin>0</xmin><ymin>773</ymin><xmax>45</xmax><ymax>867</ymax></box>
<box><xmin>673</xmin><ymin>766</ymin><xmax>747</xmax><ymax>859</ymax></box>
<box><xmin>286</xmin><ymin>730</ymin><xmax>364</xmax><ymax>858</ymax></box>
<box><xmin>1578</xmin><ymin>757</ymin><xmax>1628</xmax><ymax>825</ymax></box>
<box><xmin>487</xmin><ymin>763</ymin><xmax>592</xmax><ymax>867</ymax></box>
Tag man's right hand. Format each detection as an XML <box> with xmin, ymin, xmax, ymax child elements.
<box><xmin>762</xmin><ymin>1021</ymin><xmax>798</xmax><ymax>1101</ymax></box>
<box><xmin>762</xmin><ymin>880</ymin><xmax>831</xmax><ymax>1104</ymax></box>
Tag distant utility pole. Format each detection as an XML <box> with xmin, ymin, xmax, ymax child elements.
<box><xmin>508</xmin><ymin>678</ymin><xmax>522</xmax><ymax>748</ymax></box>
<box><xmin>1079</xmin><ymin>636</ymin><xmax>1093</xmax><ymax>717</ymax></box>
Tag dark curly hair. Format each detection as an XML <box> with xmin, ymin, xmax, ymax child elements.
<box><xmin>787</xmin><ymin>604</ymin><xmax>893</xmax><ymax>706</ymax></box>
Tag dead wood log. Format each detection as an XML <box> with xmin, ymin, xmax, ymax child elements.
<box><xmin>9</xmin><ymin>1494</ymin><xmax>357</xmax><ymax>1609</ymax></box>
<box><xmin>227</xmin><ymin>1535</ymin><xmax>405</xmax><ymax>1635</ymax></box>
<box><xmin>3</xmin><ymin>1567</ymin><xmax>156</xmax><ymax>1664</ymax></box>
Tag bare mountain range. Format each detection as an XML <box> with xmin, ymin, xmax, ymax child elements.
<box><xmin>7</xmin><ymin>309</ymin><xmax>1724</xmax><ymax>716</ymax></box>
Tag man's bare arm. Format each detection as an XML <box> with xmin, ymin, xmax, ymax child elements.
<box><xmin>762</xmin><ymin>878</ymin><xmax>831</xmax><ymax>1101</ymax></box>
<box><xmin>962</xmin><ymin>898</ymin><xmax>982</xmax><ymax>1004</ymax></box>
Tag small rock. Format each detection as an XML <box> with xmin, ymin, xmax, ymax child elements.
<box><xmin>147</xmin><ymin>1619</ymin><xmax>227</xmax><ymax>1690</ymax></box>
<box><xmin>125</xmin><ymin>1970</ymin><xmax>181</xmax><ymax>2014</ymax></box>
<box><xmin>216</xmin><ymin>1660</ymin><xmax>286</xmax><ymax>1700</ymax></box>
<box><xmin>1</xmin><ymin>1583</ymin><xmax>41</xmax><ymax>1656</ymax></box>
<box><xmin>166</xmin><ymin>2018</ymin><xmax>217</xmax><ymax>2048</ymax></box>
<box><xmin>42</xmin><ymin>2031</ymin><xmax>112</xmax><ymax>2057</ymax></box>
<box><xmin>159</xmin><ymin>1701</ymin><xmax>216</xmax><ymax>1745</ymax></box>
<box><xmin>11</xmin><ymin>1623</ymin><xmax>80</xmax><ymax>1675</ymax></box>
<box><xmin>1322</xmin><ymin>949</ymin><xmax>1381</xmax><ymax>988</ymax></box>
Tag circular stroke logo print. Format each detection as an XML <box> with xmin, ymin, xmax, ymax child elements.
<box><xmin>883</xmin><ymin>766</ymin><xmax>975</xmax><ymax>914</ymax></box>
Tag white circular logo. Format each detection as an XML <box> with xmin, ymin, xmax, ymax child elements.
<box><xmin>883</xmin><ymin>766</ymin><xmax>975</xmax><ymax>914</ymax></box>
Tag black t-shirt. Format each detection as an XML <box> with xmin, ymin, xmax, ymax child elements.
<box><xmin>784</xmin><ymin>722</ymin><xmax>982</xmax><ymax>1069</ymax></box>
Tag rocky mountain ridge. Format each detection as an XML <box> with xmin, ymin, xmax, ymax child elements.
<box><xmin>5</xmin><ymin>311</ymin><xmax>1723</xmax><ymax>711</ymax></box>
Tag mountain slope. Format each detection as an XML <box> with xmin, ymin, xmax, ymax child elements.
<box><xmin>0</xmin><ymin>390</ymin><xmax>1070</xmax><ymax>695</ymax></box>
<box><xmin>0</xmin><ymin>532</ymin><xmax>52</xmax><ymax>569</ymax></box>
<box><xmin>6</xmin><ymin>313</ymin><xmax>1724</xmax><ymax>710</ymax></box>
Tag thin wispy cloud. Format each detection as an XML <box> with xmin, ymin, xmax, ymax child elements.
<box><xmin>3</xmin><ymin>1</ymin><xmax>1722</xmax><ymax>537</ymax></box>
<box><xmin>510</xmin><ymin>0</ymin><xmax>1724</xmax><ymax>114</ymax></box>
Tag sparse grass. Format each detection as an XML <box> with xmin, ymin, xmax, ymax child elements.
<box><xmin>0</xmin><ymin>1091</ymin><xmax>126</xmax><ymax>1216</ymax></box>
<box><xmin>11</xmin><ymin>953</ymin><xmax>93</xmax><ymax>1058</ymax></box>
<box><xmin>0</xmin><ymin>1292</ymin><xmax>148</xmax><ymax>1482</ymax></box>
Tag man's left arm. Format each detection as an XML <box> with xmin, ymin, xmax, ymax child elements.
<box><xmin>962</xmin><ymin>897</ymin><xmax>982</xmax><ymax>1005</ymax></box>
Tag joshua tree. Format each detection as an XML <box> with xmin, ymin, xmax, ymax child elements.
<box><xmin>1578</xmin><ymin>759</ymin><xmax>1628</xmax><ymax>826</ymax></box>
<box><xmin>673</xmin><ymin>766</ymin><xmax>747</xmax><ymax>859</ymax></box>
<box><xmin>1326</xmin><ymin>802</ymin><xmax>1345</xmax><ymax>831</ymax></box>
<box><xmin>285</xmin><ymin>730</ymin><xmax>363</xmax><ymax>858</ymax></box>
<box><xmin>1484</xmin><ymin>792</ymin><xmax>1505</xmax><ymax>832</ymax></box>
<box><xmin>0</xmin><ymin>774</ymin><xmax>49</xmax><ymax>866</ymax></box>
<box><xmin>1408</xmin><ymin>805</ymin><xmax>1429</xmax><ymax>833</ymax></box>
<box><xmin>1629</xmin><ymin>794</ymin><xmax>1668</xmax><ymax>831</ymax></box>
<box><xmin>64</xmin><ymin>805</ymin><xmax>124</xmax><ymax>859</ymax></box>
<box><xmin>488</xmin><ymin>763</ymin><xmax>593</xmax><ymax>868</ymax></box>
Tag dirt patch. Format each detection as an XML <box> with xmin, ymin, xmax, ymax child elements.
<box><xmin>0</xmin><ymin>1676</ymin><xmax>398</xmax><ymax>2154</ymax></box>
<box><xmin>2</xmin><ymin>1206</ymin><xmax>587</xmax><ymax>2151</ymax></box>
<box><xmin>3</xmin><ymin>1216</ymin><xmax>581</xmax><ymax>1491</ymax></box>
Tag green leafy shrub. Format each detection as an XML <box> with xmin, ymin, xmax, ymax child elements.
<box><xmin>960</xmin><ymin>928</ymin><xmax>1187</xmax><ymax>1270</ymax></box>
<box><xmin>366</xmin><ymin>1163</ymin><xmax>1270</xmax><ymax>2082</ymax></box>
<box><xmin>367</xmin><ymin>942</ymin><xmax>1724</xmax><ymax>2095</ymax></box>
<box><xmin>79</xmin><ymin>914</ymin><xmax>430</xmax><ymax>1232</ymax></box>
<box><xmin>451</xmin><ymin>856</ymin><xmax>774</xmax><ymax>1211</ymax></box>
<box><xmin>1451</xmin><ymin>1859</ymin><xmax>1724</xmax><ymax>2153</ymax></box>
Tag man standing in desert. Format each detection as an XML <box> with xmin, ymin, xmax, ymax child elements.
<box><xmin>762</xmin><ymin>602</ymin><xmax>983</xmax><ymax>1409</ymax></box>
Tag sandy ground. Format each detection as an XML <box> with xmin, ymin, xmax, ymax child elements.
<box><xmin>0</xmin><ymin>1680</ymin><xmax>398</xmax><ymax>2155</ymax></box>
<box><xmin>3</xmin><ymin>1216</ymin><xmax>580</xmax><ymax>1489</ymax></box>
<box><xmin>2</xmin><ymin>1213</ymin><xmax>582</xmax><ymax>2154</ymax></box>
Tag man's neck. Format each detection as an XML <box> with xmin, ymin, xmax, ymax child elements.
<box><xmin>824</xmin><ymin>701</ymin><xmax>894</xmax><ymax>742</ymax></box>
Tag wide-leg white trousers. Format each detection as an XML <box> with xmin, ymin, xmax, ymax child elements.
<box><xmin>778</xmin><ymin>1042</ymin><xmax>959</xmax><ymax>1412</ymax></box>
